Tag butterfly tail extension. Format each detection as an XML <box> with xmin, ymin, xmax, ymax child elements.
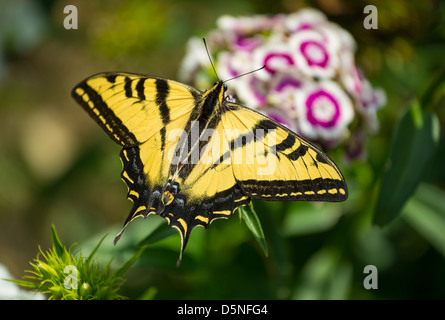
<box><xmin>160</xmin><ymin>195</ymin><xmax>195</xmax><ymax>267</ymax></box>
<box><xmin>113</xmin><ymin>200</ymin><xmax>151</xmax><ymax>245</ymax></box>
<box><xmin>114</xmin><ymin>146</ymin><xmax>153</xmax><ymax>245</ymax></box>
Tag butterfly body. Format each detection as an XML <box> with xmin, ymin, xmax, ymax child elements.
<box><xmin>72</xmin><ymin>72</ymin><xmax>347</xmax><ymax>265</ymax></box>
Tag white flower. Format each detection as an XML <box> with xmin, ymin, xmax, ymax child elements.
<box><xmin>295</xmin><ymin>80</ymin><xmax>354</xmax><ymax>141</ymax></box>
<box><xmin>355</xmin><ymin>79</ymin><xmax>387</xmax><ymax>132</ymax></box>
<box><xmin>230</xmin><ymin>34</ymin><xmax>264</xmax><ymax>52</ymax></box>
<box><xmin>178</xmin><ymin>37</ymin><xmax>211</xmax><ymax>85</ymax></box>
<box><xmin>341</xmin><ymin>62</ymin><xmax>364</xmax><ymax>97</ymax></box>
<box><xmin>217</xmin><ymin>51</ymin><xmax>252</xmax><ymax>80</ymax></box>
<box><xmin>253</xmin><ymin>42</ymin><xmax>297</xmax><ymax>80</ymax></box>
<box><xmin>0</xmin><ymin>264</ymin><xmax>45</xmax><ymax>300</ymax></box>
<box><xmin>231</xmin><ymin>75</ymin><xmax>268</xmax><ymax>108</ymax></box>
<box><xmin>289</xmin><ymin>29</ymin><xmax>339</xmax><ymax>79</ymax></box>
<box><xmin>284</xmin><ymin>8</ymin><xmax>328</xmax><ymax>32</ymax></box>
<box><xmin>268</xmin><ymin>73</ymin><xmax>304</xmax><ymax>117</ymax></box>
<box><xmin>358</xmin><ymin>80</ymin><xmax>387</xmax><ymax>113</ymax></box>
<box><xmin>217</xmin><ymin>14</ymin><xmax>284</xmax><ymax>34</ymax></box>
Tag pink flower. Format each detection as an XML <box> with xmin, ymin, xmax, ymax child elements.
<box><xmin>295</xmin><ymin>81</ymin><xmax>354</xmax><ymax>141</ymax></box>
<box><xmin>341</xmin><ymin>62</ymin><xmax>364</xmax><ymax>97</ymax></box>
<box><xmin>253</xmin><ymin>43</ymin><xmax>296</xmax><ymax>80</ymax></box>
<box><xmin>355</xmin><ymin>80</ymin><xmax>387</xmax><ymax>133</ymax></box>
<box><xmin>289</xmin><ymin>29</ymin><xmax>339</xmax><ymax>78</ymax></box>
<box><xmin>268</xmin><ymin>73</ymin><xmax>303</xmax><ymax>116</ymax></box>
<box><xmin>231</xmin><ymin>76</ymin><xmax>268</xmax><ymax>108</ymax></box>
<box><xmin>232</xmin><ymin>34</ymin><xmax>263</xmax><ymax>51</ymax></box>
<box><xmin>179</xmin><ymin>9</ymin><xmax>386</xmax><ymax>156</ymax></box>
<box><xmin>284</xmin><ymin>8</ymin><xmax>328</xmax><ymax>32</ymax></box>
<box><xmin>217</xmin><ymin>51</ymin><xmax>252</xmax><ymax>79</ymax></box>
<box><xmin>217</xmin><ymin>14</ymin><xmax>285</xmax><ymax>34</ymax></box>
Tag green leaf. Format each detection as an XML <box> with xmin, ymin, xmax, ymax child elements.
<box><xmin>238</xmin><ymin>203</ymin><xmax>268</xmax><ymax>257</ymax></box>
<box><xmin>420</xmin><ymin>67</ymin><xmax>445</xmax><ymax>112</ymax></box>
<box><xmin>281</xmin><ymin>202</ymin><xmax>341</xmax><ymax>236</ymax></box>
<box><xmin>114</xmin><ymin>244</ymin><xmax>149</xmax><ymax>278</ymax></box>
<box><xmin>374</xmin><ymin>101</ymin><xmax>440</xmax><ymax>225</ymax></box>
<box><xmin>403</xmin><ymin>183</ymin><xmax>445</xmax><ymax>257</ymax></box>
<box><xmin>137</xmin><ymin>219</ymin><xmax>177</xmax><ymax>247</ymax></box>
<box><xmin>84</xmin><ymin>234</ymin><xmax>107</xmax><ymax>265</ymax></box>
<box><xmin>138</xmin><ymin>286</ymin><xmax>158</xmax><ymax>300</ymax></box>
<box><xmin>50</xmin><ymin>224</ymin><xmax>65</xmax><ymax>258</ymax></box>
<box><xmin>292</xmin><ymin>247</ymin><xmax>352</xmax><ymax>300</ymax></box>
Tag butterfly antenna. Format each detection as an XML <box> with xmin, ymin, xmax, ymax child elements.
<box><xmin>223</xmin><ymin>65</ymin><xmax>266</xmax><ymax>84</ymax></box>
<box><xmin>203</xmin><ymin>38</ymin><xmax>220</xmax><ymax>81</ymax></box>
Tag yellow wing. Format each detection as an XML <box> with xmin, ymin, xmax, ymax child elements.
<box><xmin>72</xmin><ymin>72</ymin><xmax>199</xmax><ymax>147</ymax></box>
<box><xmin>221</xmin><ymin>102</ymin><xmax>348</xmax><ymax>202</ymax></box>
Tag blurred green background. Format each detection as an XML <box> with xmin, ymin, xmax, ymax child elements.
<box><xmin>1</xmin><ymin>0</ymin><xmax>445</xmax><ymax>299</ymax></box>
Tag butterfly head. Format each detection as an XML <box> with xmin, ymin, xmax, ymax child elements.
<box><xmin>214</xmin><ymin>81</ymin><xmax>228</xmax><ymax>92</ymax></box>
<box><xmin>206</xmin><ymin>81</ymin><xmax>228</xmax><ymax>104</ymax></box>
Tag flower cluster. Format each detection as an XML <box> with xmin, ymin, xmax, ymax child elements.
<box><xmin>179</xmin><ymin>9</ymin><xmax>386</xmax><ymax>159</ymax></box>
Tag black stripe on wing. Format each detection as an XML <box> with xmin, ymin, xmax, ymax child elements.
<box><xmin>72</xmin><ymin>81</ymin><xmax>138</xmax><ymax>147</ymax></box>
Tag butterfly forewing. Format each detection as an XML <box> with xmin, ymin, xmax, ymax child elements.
<box><xmin>72</xmin><ymin>73</ymin><xmax>199</xmax><ymax>146</ymax></box>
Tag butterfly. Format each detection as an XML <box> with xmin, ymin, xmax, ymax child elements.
<box><xmin>72</xmin><ymin>46</ymin><xmax>348</xmax><ymax>266</ymax></box>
